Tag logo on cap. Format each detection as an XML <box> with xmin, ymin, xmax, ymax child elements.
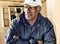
<box><xmin>33</xmin><ymin>0</ymin><xmax>36</xmax><ymax>1</ymax></box>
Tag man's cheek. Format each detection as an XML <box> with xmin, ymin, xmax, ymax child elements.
<box><xmin>24</xmin><ymin>8</ymin><xmax>27</xmax><ymax>12</ymax></box>
<box><xmin>24</xmin><ymin>8</ymin><xmax>27</xmax><ymax>14</ymax></box>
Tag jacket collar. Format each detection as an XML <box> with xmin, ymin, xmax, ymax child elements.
<box><xmin>19</xmin><ymin>13</ymin><xmax>43</xmax><ymax>26</ymax></box>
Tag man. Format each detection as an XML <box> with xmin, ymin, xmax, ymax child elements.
<box><xmin>5</xmin><ymin>0</ymin><xmax>56</xmax><ymax>44</ymax></box>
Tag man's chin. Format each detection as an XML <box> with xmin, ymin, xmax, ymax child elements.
<box><xmin>25</xmin><ymin>16</ymin><xmax>32</xmax><ymax>20</ymax></box>
<box><xmin>26</xmin><ymin>18</ymin><xmax>32</xmax><ymax>21</ymax></box>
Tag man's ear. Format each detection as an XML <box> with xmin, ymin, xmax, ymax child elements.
<box><xmin>39</xmin><ymin>7</ymin><xmax>41</xmax><ymax>12</ymax></box>
<box><xmin>37</xmin><ymin>6</ymin><xmax>41</xmax><ymax>13</ymax></box>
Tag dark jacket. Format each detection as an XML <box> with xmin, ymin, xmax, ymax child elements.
<box><xmin>5</xmin><ymin>13</ymin><xmax>56</xmax><ymax>44</ymax></box>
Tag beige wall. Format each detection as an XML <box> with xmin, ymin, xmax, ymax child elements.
<box><xmin>55</xmin><ymin>0</ymin><xmax>60</xmax><ymax>44</ymax></box>
<box><xmin>46</xmin><ymin>0</ymin><xmax>60</xmax><ymax>44</ymax></box>
<box><xmin>0</xmin><ymin>7</ymin><xmax>3</xmax><ymax>27</ymax></box>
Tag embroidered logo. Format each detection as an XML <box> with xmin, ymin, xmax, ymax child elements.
<box><xmin>33</xmin><ymin>0</ymin><xmax>36</xmax><ymax>1</ymax></box>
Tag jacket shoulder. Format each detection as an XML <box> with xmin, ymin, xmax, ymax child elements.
<box><xmin>42</xmin><ymin>17</ymin><xmax>53</xmax><ymax>27</ymax></box>
<box><xmin>41</xmin><ymin>17</ymin><xmax>53</xmax><ymax>32</ymax></box>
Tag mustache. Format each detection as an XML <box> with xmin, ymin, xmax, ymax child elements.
<box><xmin>25</xmin><ymin>13</ymin><xmax>31</xmax><ymax>14</ymax></box>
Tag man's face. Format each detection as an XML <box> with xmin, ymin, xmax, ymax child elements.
<box><xmin>24</xmin><ymin>4</ymin><xmax>38</xmax><ymax>21</ymax></box>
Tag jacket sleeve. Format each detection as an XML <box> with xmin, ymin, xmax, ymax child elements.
<box><xmin>43</xmin><ymin>18</ymin><xmax>56</xmax><ymax>44</ymax></box>
<box><xmin>5</xmin><ymin>19</ymin><xmax>18</xmax><ymax>44</ymax></box>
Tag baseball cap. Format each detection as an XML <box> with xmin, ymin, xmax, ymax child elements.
<box><xmin>21</xmin><ymin>0</ymin><xmax>41</xmax><ymax>7</ymax></box>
